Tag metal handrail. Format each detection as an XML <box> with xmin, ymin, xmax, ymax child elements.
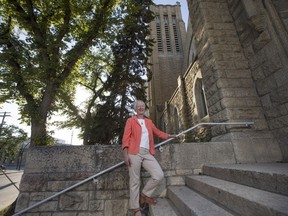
<box><xmin>155</xmin><ymin>121</ymin><xmax>254</xmax><ymax>149</ymax></box>
<box><xmin>13</xmin><ymin>121</ymin><xmax>254</xmax><ymax>215</ymax></box>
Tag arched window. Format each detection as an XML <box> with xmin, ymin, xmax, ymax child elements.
<box><xmin>195</xmin><ymin>78</ymin><xmax>208</xmax><ymax>119</ymax></box>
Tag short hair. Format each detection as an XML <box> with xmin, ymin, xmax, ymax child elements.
<box><xmin>133</xmin><ymin>100</ymin><xmax>145</xmax><ymax>110</ymax></box>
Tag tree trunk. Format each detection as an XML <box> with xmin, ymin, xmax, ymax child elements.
<box><xmin>29</xmin><ymin>83</ymin><xmax>56</xmax><ymax>146</ymax></box>
<box><xmin>30</xmin><ymin>117</ymin><xmax>48</xmax><ymax>146</ymax></box>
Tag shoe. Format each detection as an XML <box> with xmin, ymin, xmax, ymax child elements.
<box><xmin>133</xmin><ymin>208</ymin><xmax>142</xmax><ymax>216</ymax></box>
<box><xmin>140</xmin><ymin>193</ymin><xmax>157</xmax><ymax>205</ymax></box>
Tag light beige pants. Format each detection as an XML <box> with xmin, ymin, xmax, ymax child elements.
<box><xmin>128</xmin><ymin>148</ymin><xmax>164</xmax><ymax>209</ymax></box>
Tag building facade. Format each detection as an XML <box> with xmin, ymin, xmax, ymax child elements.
<box><xmin>148</xmin><ymin>0</ymin><xmax>288</xmax><ymax>162</ymax></box>
<box><xmin>147</xmin><ymin>3</ymin><xmax>187</xmax><ymax>127</ymax></box>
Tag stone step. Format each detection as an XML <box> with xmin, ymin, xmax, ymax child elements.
<box><xmin>166</xmin><ymin>186</ymin><xmax>235</xmax><ymax>216</ymax></box>
<box><xmin>186</xmin><ymin>175</ymin><xmax>288</xmax><ymax>216</ymax></box>
<box><xmin>150</xmin><ymin>198</ymin><xmax>181</xmax><ymax>216</ymax></box>
<box><xmin>202</xmin><ymin>163</ymin><xmax>288</xmax><ymax>196</ymax></box>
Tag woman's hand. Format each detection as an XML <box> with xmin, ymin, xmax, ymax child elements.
<box><xmin>123</xmin><ymin>147</ymin><xmax>131</xmax><ymax>166</ymax></box>
<box><xmin>168</xmin><ymin>134</ymin><xmax>177</xmax><ymax>139</ymax></box>
<box><xmin>125</xmin><ymin>155</ymin><xmax>131</xmax><ymax>167</ymax></box>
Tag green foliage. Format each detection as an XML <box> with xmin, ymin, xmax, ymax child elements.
<box><xmin>0</xmin><ymin>125</ymin><xmax>28</xmax><ymax>162</ymax></box>
<box><xmin>55</xmin><ymin>47</ymin><xmax>113</xmax><ymax>143</ymax></box>
<box><xmin>53</xmin><ymin>0</ymin><xmax>154</xmax><ymax>145</ymax></box>
<box><xmin>0</xmin><ymin>0</ymin><xmax>154</xmax><ymax>146</ymax></box>
<box><xmin>0</xmin><ymin>0</ymin><xmax>119</xmax><ymax>145</ymax></box>
<box><xmin>86</xmin><ymin>0</ymin><xmax>155</xmax><ymax>144</ymax></box>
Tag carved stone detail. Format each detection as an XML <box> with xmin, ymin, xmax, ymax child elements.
<box><xmin>249</xmin><ymin>14</ymin><xmax>267</xmax><ymax>33</ymax></box>
<box><xmin>242</xmin><ymin>0</ymin><xmax>267</xmax><ymax>33</ymax></box>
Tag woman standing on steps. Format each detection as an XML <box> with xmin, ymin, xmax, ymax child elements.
<box><xmin>122</xmin><ymin>100</ymin><xmax>176</xmax><ymax>216</ymax></box>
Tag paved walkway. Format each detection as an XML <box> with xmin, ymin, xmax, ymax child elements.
<box><xmin>0</xmin><ymin>166</ymin><xmax>23</xmax><ymax>211</ymax></box>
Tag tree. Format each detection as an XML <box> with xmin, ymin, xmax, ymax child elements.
<box><xmin>0</xmin><ymin>0</ymin><xmax>119</xmax><ymax>146</ymax></box>
<box><xmin>0</xmin><ymin>125</ymin><xmax>27</xmax><ymax>163</ymax></box>
<box><xmin>56</xmin><ymin>47</ymin><xmax>113</xmax><ymax>145</ymax></box>
<box><xmin>88</xmin><ymin>0</ymin><xmax>154</xmax><ymax>144</ymax></box>
<box><xmin>53</xmin><ymin>0</ymin><xmax>154</xmax><ymax>145</ymax></box>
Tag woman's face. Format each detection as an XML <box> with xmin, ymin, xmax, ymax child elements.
<box><xmin>135</xmin><ymin>102</ymin><xmax>145</xmax><ymax>115</ymax></box>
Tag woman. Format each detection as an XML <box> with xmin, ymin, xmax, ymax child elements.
<box><xmin>122</xmin><ymin>100</ymin><xmax>176</xmax><ymax>216</ymax></box>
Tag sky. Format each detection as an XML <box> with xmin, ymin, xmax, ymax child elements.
<box><xmin>0</xmin><ymin>1</ymin><xmax>189</xmax><ymax>146</ymax></box>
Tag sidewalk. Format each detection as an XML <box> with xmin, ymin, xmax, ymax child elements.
<box><xmin>0</xmin><ymin>166</ymin><xmax>24</xmax><ymax>211</ymax></box>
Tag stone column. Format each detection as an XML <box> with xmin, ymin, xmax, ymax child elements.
<box><xmin>178</xmin><ymin>75</ymin><xmax>189</xmax><ymax>131</ymax></box>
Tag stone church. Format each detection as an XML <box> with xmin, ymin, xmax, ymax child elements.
<box><xmin>148</xmin><ymin>0</ymin><xmax>288</xmax><ymax>163</ymax></box>
<box><xmin>14</xmin><ymin>1</ymin><xmax>288</xmax><ymax>215</ymax></box>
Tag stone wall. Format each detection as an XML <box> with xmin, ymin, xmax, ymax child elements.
<box><xmin>15</xmin><ymin>142</ymin><xmax>236</xmax><ymax>215</ymax></box>
<box><xmin>159</xmin><ymin>0</ymin><xmax>284</xmax><ymax>163</ymax></box>
<box><xmin>161</xmin><ymin>61</ymin><xmax>210</xmax><ymax>141</ymax></box>
<box><xmin>16</xmin><ymin>145</ymin><xmax>129</xmax><ymax>216</ymax></box>
<box><xmin>227</xmin><ymin>0</ymin><xmax>288</xmax><ymax>160</ymax></box>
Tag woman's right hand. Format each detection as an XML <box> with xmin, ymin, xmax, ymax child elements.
<box><xmin>123</xmin><ymin>147</ymin><xmax>131</xmax><ymax>166</ymax></box>
<box><xmin>125</xmin><ymin>155</ymin><xmax>131</xmax><ymax>167</ymax></box>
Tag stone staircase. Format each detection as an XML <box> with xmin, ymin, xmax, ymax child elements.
<box><xmin>150</xmin><ymin>163</ymin><xmax>288</xmax><ymax>216</ymax></box>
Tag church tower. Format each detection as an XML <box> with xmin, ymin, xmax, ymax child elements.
<box><xmin>147</xmin><ymin>2</ymin><xmax>186</xmax><ymax>127</ymax></box>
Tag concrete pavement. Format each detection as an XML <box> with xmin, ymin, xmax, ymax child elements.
<box><xmin>0</xmin><ymin>166</ymin><xmax>23</xmax><ymax>211</ymax></box>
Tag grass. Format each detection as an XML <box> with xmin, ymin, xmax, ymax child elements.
<box><xmin>0</xmin><ymin>200</ymin><xmax>16</xmax><ymax>216</ymax></box>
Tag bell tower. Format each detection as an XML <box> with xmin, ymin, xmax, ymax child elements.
<box><xmin>148</xmin><ymin>2</ymin><xmax>186</xmax><ymax>127</ymax></box>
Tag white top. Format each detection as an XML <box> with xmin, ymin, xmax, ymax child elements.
<box><xmin>138</xmin><ymin>119</ymin><xmax>150</xmax><ymax>149</ymax></box>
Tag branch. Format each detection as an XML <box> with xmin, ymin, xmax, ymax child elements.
<box><xmin>8</xmin><ymin>0</ymin><xmax>50</xmax><ymax>66</ymax></box>
<box><xmin>55</xmin><ymin>0</ymin><xmax>71</xmax><ymax>44</ymax></box>
<box><xmin>6</xmin><ymin>48</ymin><xmax>37</xmax><ymax>112</ymax></box>
<box><xmin>58</xmin><ymin>0</ymin><xmax>116</xmax><ymax>82</ymax></box>
<box><xmin>58</xmin><ymin>90</ymin><xmax>85</xmax><ymax>125</ymax></box>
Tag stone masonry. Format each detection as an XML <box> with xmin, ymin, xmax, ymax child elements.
<box><xmin>159</xmin><ymin>0</ymin><xmax>287</xmax><ymax>162</ymax></box>
<box><xmin>15</xmin><ymin>141</ymin><xmax>236</xmax><ymax>215</ymax></box>
<box><xmin>229</xmin><ymin>0</ymin><xmax>288</xmax><ymax>161</ymax></box>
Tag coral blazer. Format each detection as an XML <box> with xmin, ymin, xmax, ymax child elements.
<box><xmin>122</xmin><ymin>116</ymin><xmax>169</xmax><ymax>155</ymax></box>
